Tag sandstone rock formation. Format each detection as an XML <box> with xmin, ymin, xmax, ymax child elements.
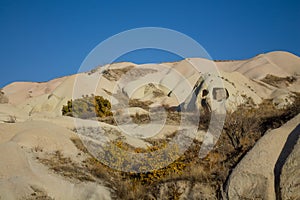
<box><xmin>0</xmin><ymin>51</ymin><xmax>300</xmax><ymax>199</ymax></box>
<box><xmin>0</xmin><ymin>121</ymin><xmax>111</xmax><ymax>200</ymax></box>
<box><xmin>279</xmin><ymin>125</ymin><xmax>300</xmax><ymax>200</ymax></box>
<box><xmin>226</xmin><ymin>114</ymin><xmax>300</xmax><ymax>200</ymax></box>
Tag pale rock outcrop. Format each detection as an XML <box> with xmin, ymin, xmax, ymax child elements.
<box><xmin>2</xmin><ymin>51</ymin><xmax>299</xmax><ymax>116</ymax></box>
<box><xmin>216</xmin><ymin>51</ymin><xmax>300</xmax><ymax>79</ymax></box>
<box><xmin>279</xmin><ymin>125</ymin><xmax>300</xmax><ymax>199</ymax></box>
<box><xmin>182</xmin><ymin>72</ymin><xmax>263</xmax><ymax>114</ymax></box>
<box><xmin>226</xmin><ymin>114</ymin><xmax>300</xmax><ymax>200</ymax></box>
<box><xmin>0</xmin><ymin>121</ymin><xmax>112</xmax><ymax>200</ymax></box>
<box><xmin>0</xmin><ymin>51</ymin><xmax>300</xmax><ymax>199</ymax></box>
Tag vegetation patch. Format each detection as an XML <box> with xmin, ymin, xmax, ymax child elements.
<box><xmin>38</xmin><ymin>150</ymin><xmax>95</xmax><ymax>182</ymax></box>
<box><xmin>62</xmin><ymin>95</ymin><xmax>113</xmax><ymax>118</ymax></box>
<box><xmin>57</xmin><ymin>93</ymin><xmax>300</xmax><ymax>199</ymax></box>
<box><xmin>131</xmin><ymin>113</ymin><xmax>151</xmax><ymax>124</ymax></box>
<box><xmin>102</xmin><ymin>66</ymin><xmax>134</xmax><ymax>81</ymax></box>
<box><xmin>25</xmin><ymin>185</ymin><xmax>54</xmax><ymax>200</ymax></box>
<box><xmin>128</xmin><ymin>99</ymin><xmax>153</xmax><ymax>110</ymax></box>
<box><xmin>261</xmin><ymin>74</ymin><xmax>297</xmax><ymax>87</ymax></box>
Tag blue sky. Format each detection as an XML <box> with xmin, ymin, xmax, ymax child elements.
<box><xmin>0</xmin><ymin>0</ymin><xmax>299</xmax><ymax>87</ymax></box>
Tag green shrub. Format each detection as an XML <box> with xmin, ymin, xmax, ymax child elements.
<box><xmin>62</xmin><ymin>95</ymin><xmax>112</xmax><ymax>118</ymax></box>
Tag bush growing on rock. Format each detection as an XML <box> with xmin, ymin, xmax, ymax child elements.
<box><xmin>60</xmin><ymin>93</ymin><xmax>300</xmax><ymax>199</ymax></box>
<box><xmin>62</xmin><ymin>95</ymin><xmax>112</xmax><ymax>118</ymax></box>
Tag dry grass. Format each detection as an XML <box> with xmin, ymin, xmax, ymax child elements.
<box><xmin>70</xmin><ymin>137</ymin><xmax>89</xmax><ymax>153</ymax></box>
<box><xmin>102</xmin><ymin>66</ymin><xmax>134</xmax><ymax>81</ymax></box>
<box><xmin>128</xmin><ymin>99</ymin><xmax>153</xmax><ymax>110</ymax></box>
<box><xmin>131</xmin><ymin>113</ymin><xmax>151</xmax><ymax>124</ymax></box>
<box><xmin>40</xmin><ymin>93</ymin><xmax>300</xmax><ymax>199</ymax></box>
<box><xmin>97</xmin><ymin>115</ymin><xmax>117</xmax><ymax>125</ymax></box>
<box><xmin>150</xmin><ymin>93</ymin><xmax>300</xmax><ymax>198</ymax></box>
<box><xmin>38</xmin><ymin>150</ymin><xmax>95</xmax><ymax>182</ymax></box>
<box><xmin>25</xmin><ymin>185</ymin><xmax>54</xmax><ymax>200</ymax></box>
<box><xmin>102</xmin><ymin>66</ymin><xmax>157</xmax><ymax>82</ymax></box>
<box><xmin>261</xmin><ymin>74</ymin><xmax>297</xmax><ymax>87</ymax></box>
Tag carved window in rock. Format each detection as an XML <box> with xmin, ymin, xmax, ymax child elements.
<box><xmin>212</xmin><ymin>88</ymin><xmax>229</xmax><ymax>102</ymax></box>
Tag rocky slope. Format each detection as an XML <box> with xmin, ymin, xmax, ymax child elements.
<box><xmin>0</xmin><ymin>51</ymin><xmax>299</xmax><ymax>199</ymax></box>
<box><xmin>2</xmin><ymin>51</ymin><xmax>300</xmax><ymax>118</ymax></box>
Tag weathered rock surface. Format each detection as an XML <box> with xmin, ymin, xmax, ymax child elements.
<box><xmin>226</xmin><ymin>114</ymin><xmax>300</xmax><ymax>200</ymax></box>
<box><xmin>280</xmin><ymin>125</ymin><xmax>300</xmax><ymax>200</ymax></box>
<box><xmin>0</xmin><ymin>121</ymin><xmax>112</xmax><ymax>200</ymax></box>
<box><xmin>1</xmin><ymin>51</ymin><xmax>300</xmax><ymax>199</ymax></box>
